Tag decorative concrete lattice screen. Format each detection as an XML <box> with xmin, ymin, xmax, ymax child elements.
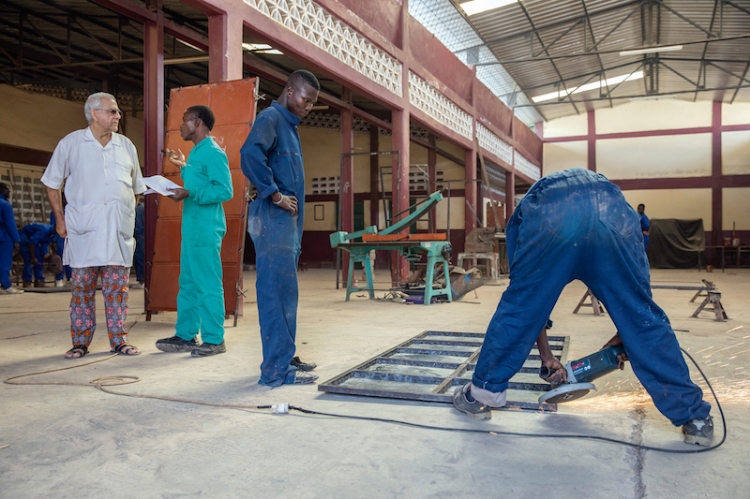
<box><xmin>476</xmin><ymin>123</ymin><xmax>513</xmax><ymax>166</ymax></box>
<box><xmin>299</xmin><ymin>112</ymin><xmax>430</xmax><ymax>141</ymax></box>
<box><xmin>514</xmin><ymin>154</ymin><xmax>541</xmax><ymax>181</ymax></box>
<box><xmin>409</xmin><ymin>168</ymin><xmax>443</xmax><ymax>192</ymax></box>
<box><xmin>408</xmin><ymin>71</ymin><xmax>473</xmax><ymax>141</ymax></box>
<box><xmin>0</xmin><ymin>163</ymin><xmax>50</xmax><ymax>227</ymax></box>
<box><xmin>244</xmin><ymin>0</ymin><xmax>403</xmax><ymax>96</ymax></box>
<box><xmin>311</xmin><ymin>176</ymin><xmax>340</xmax><ymax>194</ymax></box>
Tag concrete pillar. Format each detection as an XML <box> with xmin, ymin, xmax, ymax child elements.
<box><xmin>391</xmin><ymin>108</ymin><xmax>410</xmax><ymax>284</ymax></box>
<box><xmin>369</xmin><ymin>126</ymin><xmax>380</xmax><ymax>227</ymax></box>
<box><xmin>505</xmin><ymin>171</ymin><xmax>515</xmax><ymax>222</ymax></box>
<box><xmin>208</xmin><ymin>13</ymin><xmax>243</xmax><ymax>83</ymax></box>
<box><xmin>428</xmin><ymin>135</ymin><xmax>437</xmax><ymax>233</ymax></box>
<box><xmin>464</xmin><ymin>146</ymin><xmax>477</xmax><ymax>232</ymax></box>
<box><xmin>341</xmin><ymin>90</ymin><xmax>354</xmax><ymax>283</ymax></box>
<box><xmin>143</xmin><ymin>0</ymin><xmax>164</xmax><ymax>315</ymax></box>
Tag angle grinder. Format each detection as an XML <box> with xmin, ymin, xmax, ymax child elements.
<box><xmin>538</xmin><ymin>345</ymin><xmax>625</xmax><ymax>404</ymax></box>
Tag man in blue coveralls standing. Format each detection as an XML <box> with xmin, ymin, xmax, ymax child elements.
<box><xmin>240</xmin><ymin>70</ymin><xmax>320</xmax><ymax>386</ymax></box>
<box><xmin>0</xmin><ymin>183</ymin><xmax>23</xmax><ymax>294</ymax></box>
<box><xmin>452</xmin><ymin>168</ymin><xmax>714</xmax><ymax>446</ymax></box>
<box><xmin>637</xmin><ymin>203</ymin><xmax>650</xmax><ymax>252</ymax></box>
<box><xmin>155</xmin><ymin>105</ymin><xmax>234</xmax><ymax>357</ymax></box>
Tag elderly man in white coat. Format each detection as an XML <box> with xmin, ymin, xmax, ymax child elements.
<box><xmin>43</xmin><ymin>92</ymin><xmax>145</xmax><ymax>359</ymax></box>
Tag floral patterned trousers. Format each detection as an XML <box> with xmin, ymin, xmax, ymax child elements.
<box><xmin>70</xmin><ymin>266</ymin><xmax>130</xmax><ymax>349</ymax></box>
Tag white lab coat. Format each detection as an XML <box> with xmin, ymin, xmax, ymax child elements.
<box><xmin>41</xmin><ymin>127</ymin><xmax>146</xmax><ymax>268</ymax></box>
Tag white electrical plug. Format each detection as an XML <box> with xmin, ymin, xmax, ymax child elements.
<box><xmin>272</xmin><ymin>403</ymin><xmax>289</xmax><ymax>414</ymax></box>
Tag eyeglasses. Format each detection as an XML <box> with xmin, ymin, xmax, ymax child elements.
<box><xmin>96</xmin><ymin>108</ymin><xmax>122</xmax><ymax>116</ymax></box>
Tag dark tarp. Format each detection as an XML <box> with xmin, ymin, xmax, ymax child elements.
<box><xmin>647</xmin><ymin>219</ymin><xmax>704</xmax><ymax>269</ymax></box>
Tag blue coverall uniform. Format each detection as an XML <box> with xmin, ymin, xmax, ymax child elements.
<box><xmin>175</xmin><ymin>136</ymin><xmax>233</xmax><ymax>345</ymax></box>
<box><xmin>240</xmin><ymin>101</ymin><xmax>305</xmax><ymax>387</ymax></box>
<box><xmin>19</xmin><ymin>223</ymin><xmax>55</xmax><ymax>283</ymax></box>
<box><xmin>49</xmin><ymin>211</ymin><xmax>72</xmax><ymax>281</ymax></box>
<box><xmin>640</xmin><ymin>212</ymin><xmax>651</xmax><ymax>251</ymax></box>
<box><xmin>472</xmin><ymin>168</ymin><xmax>710</xmax><ymax>427</ymax></box>
<box><xmin>0</xmin><ymin>193</ymin><xmax>20</xmax><ymax>290</ymax></box>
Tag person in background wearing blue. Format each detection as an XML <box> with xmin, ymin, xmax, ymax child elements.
<box><xmin>0</xmin><ymin>182</ymin><xmax>23</xmax><ymax>295</ymax></box>
<box><xmin>49</xmin><ymin>194</ymin><xmax>72</xmax><ymax>287</ymax></box>
<box><xmin>132</xmin><ymin>197</ymin><xmax>145</xmax><ymax>289</ymax></box>
<box><xmin>452</xmin><ymin>168</ymin><xmax>714</xmax><ymax>447</ymax></box>
<box><xmin>154</xmin><ymin>105</ymin><xmax>233</xmax><ymax>357</ymax></box>
<box><xmin>240</xmin><ymin>70</ymin><xmax>320</xmax><ymax>386</ymax></box>
<box><xmin>19</xmin><ymin>223</ymin><xmax>56</xmax><ymax>288</ymax></box>
<box><xmin>637</xmin><ymin>203</ymin><xmax>650</xmax><ymax>252</ymax></box>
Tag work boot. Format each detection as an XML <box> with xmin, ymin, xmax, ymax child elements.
<box><xmin>291</xmin><ymin>356</ymin><xmax>317</xmax><ymax>372</ymax></box>
<box><xmin>682</xmin><ymin>416</ymin><xmax>714</xmax><ymax>446</ymax></box>
<box><xmin>22</xmin><ymin>281</ymin><xmax>33</xmax><ymax>288</ymax></box>
<box><xmin>452</xmin><ymin>384</ymin><xmax>491</xmax><ymax>420</ymax></box>
<box><xmin>191</xmin><ymin>341</ymin><xmax>226</xmax><ymax>357</ymax></box>
<box><xmin>0</xmin><ymin>286</ymin><xmax>24</xmax><ymax>295</ymax></box>
<box><xmin>34</xmin><ymin>280</ymin><xmax>45</xmax><ymax>288</ymax></box>
<box><xmin>155</xmin><ymin>335</ymin><xmax>200</xmax><ymax>352</ymax></box>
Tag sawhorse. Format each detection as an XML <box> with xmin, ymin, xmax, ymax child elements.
<box><xmin>573</xmin><ymin>288</ymin><xmax>606</xmax><ymax>316</ymax></box>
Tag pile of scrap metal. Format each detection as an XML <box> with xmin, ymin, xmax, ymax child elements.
<box><xmin>397</xmin><ymin>265</ymin><xmax>484</xmax><ymax>304</ymax></box>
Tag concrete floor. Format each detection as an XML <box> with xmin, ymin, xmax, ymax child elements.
<box><xmin>1</xmin><ymin>267</ymin><xmax>748</xmax><ymax>498</ymax></box>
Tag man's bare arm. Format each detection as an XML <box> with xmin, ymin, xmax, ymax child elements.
<box><xmin>46</xmin><ymin>186</ymin><xmax>66</xmax><ymax>238</ymax></box>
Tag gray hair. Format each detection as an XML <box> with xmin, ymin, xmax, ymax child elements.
<box><xmin>84</xmin><ymin>92</ymin><xmax>117</xmax><ymax>124</ymax></box>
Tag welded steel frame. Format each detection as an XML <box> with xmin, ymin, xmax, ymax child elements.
<box><xmin>318</xmin><ymin>330</ymin><xmax>571</xmax><ymax>412</ymax></box>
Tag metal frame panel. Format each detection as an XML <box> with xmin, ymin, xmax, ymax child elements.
<box><xmin>319</xmin><ymin>330</ymin><xmax>570</xmax><ymax>412</ymax></box>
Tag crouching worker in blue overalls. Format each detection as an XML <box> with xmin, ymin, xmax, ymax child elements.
<box><xmin>154</xmin><ymin>105</ymin><xmax>233</xmax><ymax>357</ymax></box>
<box><xmin>19</xmin><ymin>223</ymin><xmax>57</xmax><ymax>288</ymax></box>
<box><xmin>240</xmin><ymin>70</ymin><xmax>320</xmax><ymax>386</ymax></box>
<box><xmin>452</xmin><ymin>168</ymin><xmax>714</xmax><ymax>446</ymax></box>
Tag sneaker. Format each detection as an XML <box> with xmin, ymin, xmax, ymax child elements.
<box><xmin>290</xmin><ymin>373</ymin><xmax>318</xmax><ymax>385</ymax></box>
<box><xmin>130</xmin><ymin>282</ymin><xmax>144</xmax><ymax>289</ymax></box>
<box><xmin>155</xmin><ymin>335</ymin><xmax>200</xmax><ymax>352</ymax></box>
<box><xmin>55</xmin><ymin>279</ymin><xmax>64</xmax><ymax>287</ymax></box>
<box><xmin>452</xmin><ymin>384</ymin><xmax>491</xmax><ymax>420</ymax></box>
<box><xmin>291</xmin><ymin>356</ymin><xmax>317</xmax><ymax>372</ymax></box>
<box><xmin>0</xmin><ymin>287</ymin><xmax>24</xmax><ymax>295</ymax></box>
<box><xmin>683</xmin><ymin>416</ymin><xmax>714</xmax><ymax>446</ymax></box>
<box><xmin>191</xmin><ymin>341</ymin><xmax>227</xmax><ymax>357</ymax></box>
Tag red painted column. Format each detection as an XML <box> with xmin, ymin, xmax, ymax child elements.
<box><xmin>369</xmin><ymin>126</ymin><xmax>380</xmax><ymax>227</ymax></box>
<box><xmin>341</xmin><ymin>89</ymin><xmax>354</xmax><ymax>283</ymax></box>
<box><xmin>711</xmin><ymin>101</ymin><xmax>723</xmax><ymax>245</ymax></box>
<box><xmin>587</xmin><ymin>109</ymin><xmax>596</xmax><ymax>172</ymax></box>
<box><xmin>208</xmin><ymin>13</ymin><xmax>244</xmax><ymax>82</ymax></box>
<box><xmin>143</xmin><ymin>0</ymin><xmax>163</xmax><ymax>315</ymax></box>
<box><xmin>391</xmin><ymin>108</ymin><xmax>410</xmax><ymax>284</ymax></box>
<box><xmin>464</xmin><ymin>146</ymin><xmax>477</xmax><ymax>232</ymax></box>
<box><xmin>505</xmin><ymin>171</ymin><xmax>515</xmax><ymax>222</ymax></box>
<box><xmin>390</xmin><ymin>0</ymin><xmax>410</xmax><ymax>285</ymax></box>
<box><xmin>427</xmin><ymin>134</ymin><xmax>437</xmax><ymax>233</ymax></box>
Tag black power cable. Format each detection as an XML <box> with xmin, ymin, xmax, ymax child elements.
<box><xmin>289</xmin><ymin>347</ymin><xmax>725</xmax><ymax>454</ymax></box>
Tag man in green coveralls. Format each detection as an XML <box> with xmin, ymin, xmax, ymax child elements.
<box><xmin>155</xmin><ymin>105</ymin><xmax>234</xmax><ymax>357</ymax></box>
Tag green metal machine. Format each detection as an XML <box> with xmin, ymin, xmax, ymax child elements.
<box><xmin>330</xmin><ymin>191</ymin><xmax>453</xmax><ymax>305</ymax></box>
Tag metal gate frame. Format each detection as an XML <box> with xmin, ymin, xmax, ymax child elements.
<box><xmin>319</xmin><ymin>330</ymin><xmax>570</xmax><ymax>412</ymax></box>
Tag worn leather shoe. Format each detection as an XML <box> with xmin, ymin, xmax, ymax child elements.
<box><xmin>683</xmin><ymin>416</ymin><xmax>714</xmax><ymax>446</ymax></box>
<box><xmin>155</xmin><ymin>335</ymin><xmax>199</xmax><ymax>353</ymax></box>
<box><xmin>290</xmin><ymin>373</ymin><xmax>318</xmax><ymax>385</ymax></box>
<box><xmin>452</xmin><ymin>384</ymin><xmax>491</xmax><ymax>420</ymax></box>
<box><xmin>291</xmin><ymin>356</ymin><xmax>317</xmax><ymax>372</ymax></box>
<box><xmin>191</xmin><ymin>341</ymin><xmax>227</xmax><ymax>357</ymax></box>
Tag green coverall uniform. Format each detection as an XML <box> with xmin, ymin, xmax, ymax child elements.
<box><xmin>175</xmin><ymin>136</ymin><xmax>233</xmax><ymax>344</ymax></box>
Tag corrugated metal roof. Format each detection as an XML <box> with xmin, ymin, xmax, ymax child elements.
<box><xmin>455</xmin><ymin>0</ymin><xmax>750</xmax><ymax>120</ymax></box>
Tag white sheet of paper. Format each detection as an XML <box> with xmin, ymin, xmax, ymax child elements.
<box><xmin>142</xmin><ymin>175</ymin><xmax>181</xmax><ymax>196</ymax></box>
